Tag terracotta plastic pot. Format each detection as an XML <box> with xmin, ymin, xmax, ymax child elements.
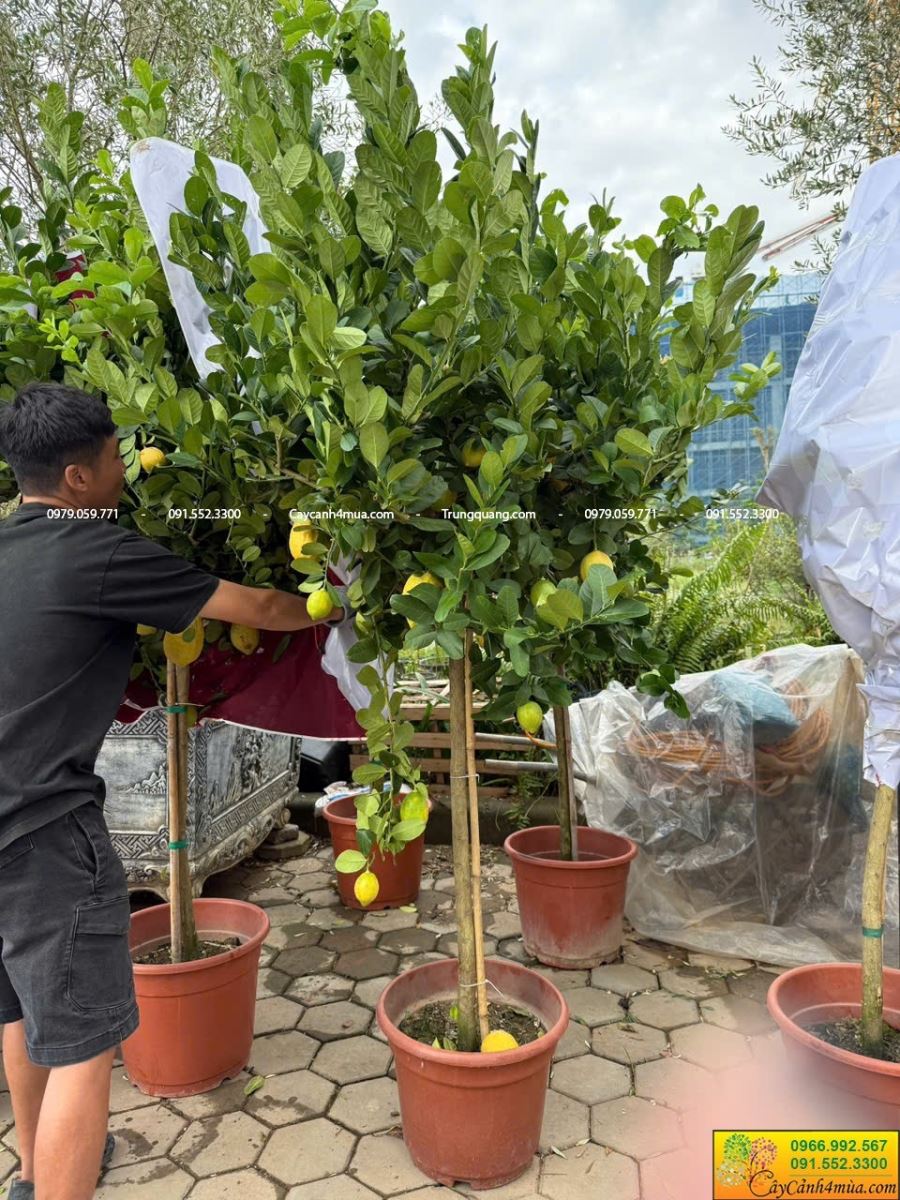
<box><xmin>324</xmin><ymin>794</ymin><xmax>430</xmax><ymax>910</ymax></box>
<box><xmin>767</xmin><ymin>962</ymin><xmax>900</xmax><ymax>1107</ymax></box>
<box><xmin>377</xmin><ymin>957</ymin><xmax>569</xmax><ymax>1190</ymax></box>
<box><xmin>503</xmin><ymin>825</ymin><xmax>638</xmax><ymax>968</ymax></box>
<box><xmin>122</xmin><ymin>898</ymin><xmax>269</xmax><ymax>1098</ymax></box>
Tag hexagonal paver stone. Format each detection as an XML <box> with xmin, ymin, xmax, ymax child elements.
<box><xmin>553</xmin><ymin>1020</ymin><xmax>593</xmax><ymax>1061</ymax></box>
<box><xmin>728</xmin><ymin>969</ymin><xmax>775</xmax><ymax>1005</ymax></box>
<box><xmin>0</xmin><ymin>1147</ymin><xmax>15</xmax><ymax>1184</ymax></box>
<box><xmin>640</xmin><ymin>1147</ymin><xmax>698</xmax><ymax>1200</ymax></box>
<box><xmin>255</xmin><ymin>995</ymin><xmax>303</xmax><ymax>1035</ymax></box>
<box><xmin>551</xmin><ymin>1054</ymin><xmax>631</xmax><ymax>1105</ymax></box>
<box><xmin>282</xmin><ymin>854</ymin><xmax>327</xmax><ymax>877</ymax></box>
<box><xmin>590</xmin><ymin>964</ymin><xmax>658</xmax><ymax>997</ymax></box>
<box><xmin>321</xmin><ymin>926</ymin><xmax>380</xmax><ymax>954</ymax></box>
<box><xmin>539</xmin><ymin>1087</ymin><xmax>590</xmax><ymax>1151</ymax></box>
<box><xmin>634</xmin><ymin>1056</ymin><xmax>711</xmax><ymax>1110</ymax></box>
<box><xmin>484</xmin><ymin>911</ymin><xmax>522</xmax><ymax>940</ymax></box>
<box><xmin>266</xmin><ymin>902</ymin><xmax>314</xmax><ymax>928</ymax></box>
<box><xmin>260</xmin><ymin>1118</ymin><xmax>355</xmax><ymax>1186</ymax></box>
<box><xmin>435</xmin><ymin>933</ymin><xmax>497</xmax><ymax>958</ymax></box>
<box><xmin>353</xmin><ymin>975</ymin><xmax>393</xmax><ymax>1009</ymax></box>
<box><xmin>168</xmin><ymin>1075</ymin><xmax>253</xmax><ymax>1121</ymax></box>
<box><xmin>378</xmin><ymin>927</ymin><xmax>438</xmax><ymax>955</ymax></box>
<box><xmin>628</xmin><ymin>991</ymin><xmax>699</xmax><ymax>1032</ymax></box>
<box><xmin>189</xmin><ymin>1170</ymin><xmax>280</xmax><ymax>1200</ymax></box>
<box><xmin>249</xmin><ymin>1030</ymin><xmax>318</xmax><ymax>1075</ymax></box>
<box><xmin>287</xmin><ymin>972</ymin><xmax>355</xmax><ymax>1006</ymax></box>
<box><xmin>360</xmin><ymin>908</ymin><xmax>420</xmax><ymax>932</ymax></box>
<box><xmin>313</xmin><ymin>1034</ymin><xmax>392</xmax><ymax>1084</ymax></box>
<box><xmin>454</xmin><ymin>1157</ymin><xmax>540</xmax><ymax>1199</ymax></box>
<box><xmin>337</xmin><ymin>947</ymin><xmax>400</xmax><ymax>981</ymax></box>
<box><xmin>564</xmin><ymin>987</ymin><xmax>625</xmax><ymax>1027</ymax></box>
<box><xmin>670</xmin><ymin>1023</ymin><xmax>751</xmax><ymax>1071</ymax></box>
<box><xmin>108</xmin><ymin>1069</ymin><xmax>158</xmax><ymax>1114</ymax></box>
<box><xmin>108</xmin><ymin>1106</ymin><xmax>187</xmax><ymax>1166</ymax></box>
<box><xmin>170</xmin><ymin>1111</ymin><xmax>267</xmax><ymax>1176</ymax></box>
<box><xmin>305</xmin><ymin>908</ymin><xmax>359</xmax><ymax>932</ymax></box>
<box><xmin>274</xmin><ymin>946</ymin><xmax>337</xmax><ymax>978</ymax></box>
<box><xmin>591</xmin><ymin>1095</ymin><xmax>682</xmax><ymax>1159</ymax></box>
<box><xmin>623</xmin><ymin>939</ymin><xmax>679</xmax><ymax>972</ymax></box>
<box><xmin>350</xmin><ymin>1132</ymin><xmax>436</xmax><ymax>1194</ymax></box>
<box><xmin>246</xmin><ymin>1068</ymin><xmax>335</xmax><ymax>1126</ymax></box>
<box><xmin>688</xmin><ymin>951</ymin><xmax>753</xmax><ymax>973</ymax></box>
<box><xmin>531</xmin><ymin>966</ymin><xmax>590</xmax><ymax>992</ymax></box>
<box><xmin>496</xmin><ymin>938</ymin><xmax>533</xmax><ymax>964</ymax></box>
<box><xmin>541</xmin><ymin>1143</ymin><xmax>640</xmax><ymax>1200</ymax></box>
<box><xmin>95</xmin><ymin>1157</ymin><xmax>193</xmax><ymax>1199</ymax></box>
<box><xmin>288</xmin><ymin>1178</ymin><xmax>380</xmax><ymax>1200</ymax></box>
<box><xmin>700</xmin><ymin>995</ymin><xmax>775</xmax><ymax>1036</ymax></box>
<box><xmin>591</xmin><ymin>1021</ymin><xmax>667</xmax><ymax>1066</ymax></box>
<box><xmin>300</xmin><ymin>999</ymin><xmax>372</xmax><ymax>1040</ymax></box>
<box><xmin>329</xmin><ymin>1076</ymin><xmax>401</xmax><ymax>1135</ymax></box>
<box><xmin>292</xmin><ymin>872</ymin><xmax>334</xmax><ymax>896</ymax></box>
<box><xmin>266</xmin><ymin>923</ymin><xmax>324</xmax><ymax>952</ymax></box>
<box><xmin>305</xmin><ymin>888</ymin><xmax>344</xmax><ymax>909</ymax></box>
<box><xmin>257</xmin><ymin>968</ymin><xmax>291</xmax><ymax>999</ymax></box>
<box><xmin>657</xmin><ymin>967</ymin><xmax>728</xmax><ymax>999</ymax></box>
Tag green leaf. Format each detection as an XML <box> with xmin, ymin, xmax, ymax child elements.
<box><xmin>614</xmin><ymin>428</ymin><xmax>653</xmax><ymax>458</ymax></box>
<box><xmin>356</xmin><ymin>208</ymin><xmax>393</xmax><ymax>257</ymax></box>
<box><xmin>244</xmin><ymin>1075</ymin><xmax>265</xmax><ymax>1096</ymax></box>
<box><xmin>245</xmin><ymin>114</ymin><xmax>278</xmax><ymax>162</ymax></box>
<box><xmin>359</xmin><ymin>422</ymin><xmax>388</xmax><ymax>468</ymax></box>
<box><xmin>280</xmin><ymin>142</ymin><xmax>313</xmax><ymax>188</ymax></box>
<box><xmin>334</xmin><ymin>849</ymin><xmax>368</xmax><ymax>873</ymax></box>
<box><xmin>331</xmin><ymin>326</ymin><xmax>367</xmax><ymax>350</ymax></box>
<box><xmin>307</xmin><ymin>294</ymin><xmax>338</xmax><ymax>344</ymax></box>
<box><xmin>391</xmin><ymin>819</ymin><xmax>426</xmax><ymax>844</ymax></box>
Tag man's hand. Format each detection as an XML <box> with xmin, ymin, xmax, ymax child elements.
<box><xmin>200</xmin><ymin>579</ymin><xmax>347</xmax><ymax>632</ymax></box>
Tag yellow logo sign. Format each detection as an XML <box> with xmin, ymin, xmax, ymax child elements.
<box><xmin>713</xmin><ymin>1131</ymin><xmax>898</xmax><ymax>1198</ymax></box>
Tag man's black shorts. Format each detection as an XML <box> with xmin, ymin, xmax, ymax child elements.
<box><xmin>0</xmin><ymin>802</ymin><xmax>139</xmax><ymax>1066</ymax></box>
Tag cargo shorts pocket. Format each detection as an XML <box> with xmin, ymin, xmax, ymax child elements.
<box><xmin>66</xmin><ymin>896</ymin><xmax>134</xmax><ymax>1013</ymax></box>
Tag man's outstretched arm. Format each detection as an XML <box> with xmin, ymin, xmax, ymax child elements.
<box><xmin>200</xmin><ymin>579</ymin><xmax>345</xmax><ymax>632</ymax></box>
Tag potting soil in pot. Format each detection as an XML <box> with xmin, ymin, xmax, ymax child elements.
<box><xmin>399</xmin><ymin>999</ymin><xmax>545</xmax><ymax>1050</ymax></box>
<box><xmin>133</xmin><ymin>936</ymin><xmax>240</xmax><ymax>965</ymax></box>
<box><xmin>809</xmin><ymin>1018</ymin><xmax>900</xmax><ymax>1064</ymax></box>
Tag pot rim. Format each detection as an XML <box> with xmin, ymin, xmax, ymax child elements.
<box><xmin>324</xmin><ymin>793</ymin><xmax>434</xmax><ymax>829</ymax></box>
<box><xmin>129</xmin><ymin>898</ymin><xmax>270</xmax><ymax>977</ymax></box>
<box><xmin>767</xmin><ymin>962</ymin><xmax>900</xmax><ymax>1077</ymax></box>
<box><xmin>376</xmin><ymin>956</ymin><xmax>569</xmax><ymax>1068</ymax></box>
<box><xmin>503</xmin><ymin>825</ymin><xmax>638</xmax><ymax>870</ymax></box>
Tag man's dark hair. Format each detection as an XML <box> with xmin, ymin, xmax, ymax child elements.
<box><xmin>0</xmin><ymin>383</ymin><xmax>115</xmax><ymax>493</ymax></box>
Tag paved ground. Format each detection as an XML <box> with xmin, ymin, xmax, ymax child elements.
<box><xmin>0</xmin><ymin>840</ymin><xmax>784</xmax><ymax>1199</ymax></box>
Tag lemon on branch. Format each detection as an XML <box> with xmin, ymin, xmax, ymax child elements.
<box><xmin>402</xmin><ymin>571</ymin><xmax>442</xmax><ymax>629</ymax></box>
<box><xmin>230</xmin><ymin>624</ymin><xmax>260</xmax><ymax>655</ymax></box>
<box><xmin>579</xmin><ymin>550</ymin><xmax>613</xmax><ymax>581</ymax></box>
<box><xmin>461</xmin><ymin>440</ymin><xmax>485</xmax><ymax>469</ymax></box>
<box><xmin>481</xmin><ymin>1030</ymin><xmax>519</xmax><ymax>1053</ymax></box>
<box><xmin>354</xmin><ymin>871</ymin><xmax>380</xmax><ymax>907</ymax></box>
<box><xmin>163</xmin><ymin>616</ymin><xmax>204</xmax><ymax>666</ymax></box>
<box><xmin>139</xmin><ymin>446</ymin><xmax>166</xmax><ymax>473</ymax></box>
<box><xmin>289</xmin><ymin>522</ymin><xmax>318</xmax><ymax>560</ymax></box>
<box><xmin>516</xmin><ymin>702</ymin><xmax>544</xmax><ymax>736</ymax></box>
<box><xmin>530</xmin><ymin>580</ymin><xmax>556</xmax><ymax>608</ymax></box>
<box><xmin>307</xmin><ymin>589</ymin><xmax>335</xmax><ymax>621</ymax></box>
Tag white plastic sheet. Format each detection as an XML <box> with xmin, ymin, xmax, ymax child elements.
<box><xmin>565</xmin><ymin>644</ymin><xmax>899</xmax><ymax>967</ymax></box>
<box><xmin>759</xmin><ymin>154</ymin><xmax>900</xmax><ymax>787</ymax></box>
<box><xmin>129</xmin><ymin>137</ymin><xmax>376</xmax><ymax>718</ymax></box>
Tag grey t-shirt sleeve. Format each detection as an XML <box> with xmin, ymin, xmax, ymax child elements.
<box><xmin>99</xmin><ymin>531</ymin><xmax>220</xmax><ymax>632</ymax></box>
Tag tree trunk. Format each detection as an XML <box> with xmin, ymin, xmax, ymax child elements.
<box><xmin>167</xmin><ymin>662</ymin><xmax>198</xmax><ymax>964</ymax></box>
<box><xmin>860</xmin><ymin>781</ymin><xmax>895</xmax><ymax>1053</ymax></box>
<box><xmin>553</xmin><ymin>699</ymin><xmax>579</xmax><ymax>863</ymax></box>
<box><xmin>449</xmin><ymin>654</ymin><xmax>479</xmax><ymax>1051</ymax></box>
<box><xmin>464</xmin><ymin>631</ymin><xmax>490</xmax><ymax>1042</ymax></box>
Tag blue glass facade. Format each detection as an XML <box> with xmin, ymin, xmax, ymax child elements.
<box><xmin>681</xmin><ymin>273</ymin><xmax>821</xmax><ymax>499</ymax></box>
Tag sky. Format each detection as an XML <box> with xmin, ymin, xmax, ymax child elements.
<box><xmin>377</xmin><ymin>0</ymin><xmax>817</xmax><ymax>264</ymax></box>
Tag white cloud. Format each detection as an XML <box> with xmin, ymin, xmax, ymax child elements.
<box><xmin>378</xmin><ymin>0</ymin><xmax>819</xmax><ymax>261</ymax></box>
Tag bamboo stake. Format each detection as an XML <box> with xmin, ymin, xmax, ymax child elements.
<box><xmin>167</xmin><ymin>662</ymin><xmax>198</xmax><ymax>964</ymax></box>
<box><xmin>464</xmin><ymin>630</ymin><xmax>490</xmax><ymax>1043</ymax></box>
<box><xmin>448</xmin><ymin>655</ymin><xmax>479</xmax><ymax>1051</ymax></box>
<box><xmin>860</xmin><ymin>781</ymin><xmax>896</xmax><ymax>1053</ymax></box>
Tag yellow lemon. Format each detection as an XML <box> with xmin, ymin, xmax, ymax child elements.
<box><xmin>516</xmin><ymin>701</ymin><xmax>544</xmax><ymax>736</ymax></box>
<box><xmin>402</xmin><ymin>571</ymin><xmax>442</xmax><ymax>629</ymax></box>
<box><xmin>230</xmin><ymin>624</ymin><xmax>260</xmax><ymax>655</ymax></box>
<box><xmin>307</xmin><ymin>589</ymin><xmax>335</xmax><ymax>621</ymax></box>
<box><xmin>461</xmin><ymin>440</ymin><xmax>486</xmax><ymax>469</ymax></box>
<box><xmin>289</xmin><ymin>522</ymin><xmax>318</xmax><ymax>560</ymax></box>
<box><xmin>139</xmin><ymin>446</ymin><xmax>166</xmax><ymax>473</ymax></box>
<box><xmin>136</xmin><ymin>624</ymin><xmax>157</xmax><ymax>636</ymax></box>
<box><xmin>163</xmin><ymin>616</ymin><xmax>205</xmax><ymax>667</ymax></box>
<box><xmin>579</xmin><ymin>550</ymin><xmax>614</xmax><ymax>582</ymax></box>
<box><xmin>354</xmin><ymin>871</ymin><xmax>380</xmax><ymax>907</ymax></box>
<box><xmin>399</xmin><ymin>791</ymin><xmax>429</xmax><ymax>823</ymax></box>
<box><xmin>481</xmin><ymin>1030</ymin><xmax>519</xmax><ymax>1053</ymax></box>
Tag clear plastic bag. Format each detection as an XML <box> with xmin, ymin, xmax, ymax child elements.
<box><xmin>564</xmin><ymin>644</ymin><xmax>899</xmax><ymax>966</ymax></box>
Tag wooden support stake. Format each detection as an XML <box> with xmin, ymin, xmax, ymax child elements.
<box><xmin>449</xmin><ymin>655</ymin><xmax>479</xmax><ymax>1051</ymax></box>
<box><xmin>464</xmin><ymin>630</ymin><xmax>490</xmax><ymax>1043</ymax></box>
<box><xmin>167</xmin><ymin>662</ymin><xmax>198</xmax><ymax>964</ymax></box>
<box><xmin>553</xmin><ymin>697</ymin><xmax>579</xmax><ymax>863</ymax></box>
<box><xmin>861</xmin><ymin>781</ymin><xmax>896</xmax><ymax>1053</ymax></box>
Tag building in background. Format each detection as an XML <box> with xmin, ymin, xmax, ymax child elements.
<box><xmin>683</xmin><ymin>273</ymin><xmax>821</xmax><ymax>499</ymax></box>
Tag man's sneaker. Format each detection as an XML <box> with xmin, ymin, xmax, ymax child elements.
<box><xmin>8</xmin><ymin>1133</ymin><xmax>115</xmax><ymax>1195</ymax></box>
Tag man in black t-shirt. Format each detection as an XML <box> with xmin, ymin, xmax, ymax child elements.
<box><xmin>0</xmin><ymin>383</ymin><xmax>345</xmax><ymax>1199</ymax></box>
